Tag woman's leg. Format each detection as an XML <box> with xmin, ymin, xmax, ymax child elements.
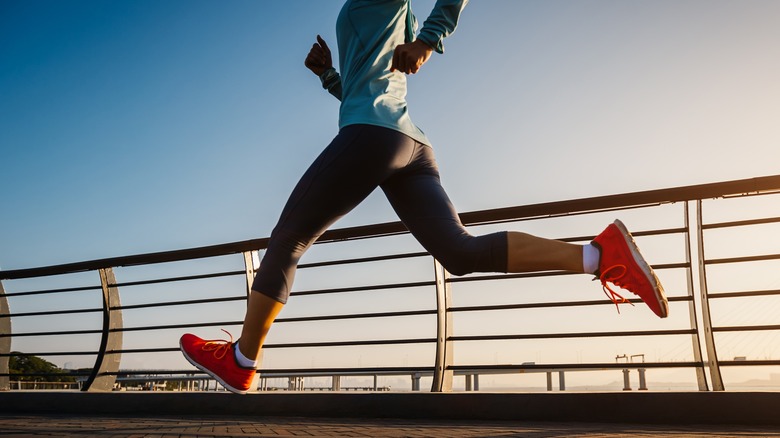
<box><xmin>381</xmin><ymin>143</ymin><xmax>586</xmax><ymax>276</ymax></box>
<box><xmin>506</xmin><ymin>232</ymin><xmax>584</xmax><ymax>273</ymax></box>
<box><xmin>239</xmin><ymin>125</ymin><xmax>420</xmax><ymax>360</ymax></box>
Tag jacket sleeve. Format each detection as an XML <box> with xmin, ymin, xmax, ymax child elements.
<box><xmin>319</xmin><ymin>67</ymin><xmax>343</xmax><ymax>101</ymax></box>
<box><xmin>416</xmin><ymin>0</ymin><xmax>468</xmax><ymax>54</ymax></box>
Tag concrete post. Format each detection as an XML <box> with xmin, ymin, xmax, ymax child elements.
<box><xmin>332</xmin><ymin>375</ymin><xmax>341</xmax><ymax>391</ymax></box>
<box><xmin>622</xmin><ymin>369</ymin><xmax>632</xmax><ymax>391</ymax></box>
<box><xmin>638</xmin><ymin>368</ymin><xmax>648</xmax><ymax>390</ymax></box>
<box><xmin>411</xmin><ymin>373</ymin><xmax>421</xmax><ymax>391</ymax></box>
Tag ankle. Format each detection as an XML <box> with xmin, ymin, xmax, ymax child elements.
<box><xmin>582</xmin><ymin>243</ymin><xmax>600</xmax><ymax>275</ymax></box>
<box><xmin>234</xmin><ymin>341</ymin><xmax>259</xmax><ymax>368</ymax></box>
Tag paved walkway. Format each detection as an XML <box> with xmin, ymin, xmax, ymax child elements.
<box><xmin>1</xmin><ymin>415</ymin><xmax>778</xmax><ymax>438</ymax></box>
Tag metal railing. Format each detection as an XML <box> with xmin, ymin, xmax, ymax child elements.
<box><xmin>2</xmin><ymin>175</ymin><xmax>779</xmax><ymax>392</ymax></box>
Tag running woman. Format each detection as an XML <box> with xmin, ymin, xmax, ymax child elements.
<box><xmin>180</xmin><ymin>0</ymin><xmax>669</xmax><ymax>394</ymax></box>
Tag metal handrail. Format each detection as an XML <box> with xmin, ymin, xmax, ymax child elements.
<box><xmin>3</xmin><ymin>175</ymin><xmax>778</xmax><ymax>281</ymax></box>
<box><xmin>2</xmin><ymin>174</ymin><xmax>780</xmax><ymax>392</ymax></box>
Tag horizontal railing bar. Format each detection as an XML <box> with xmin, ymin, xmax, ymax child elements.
<box><xmin>112</xmin><ymin>337</ymin><xmax>437</xmax><ymax>354</ymax></box>
<box><xmin>557</xmin><ymin>227</ymin><xmax>688</xmax><ymax>244</ymax></box>
<box><xmin>110</xmin><ymin>270</ymin><xmax>245</xmax><ymax>288</ymax></box>
<box><xmin>99</xmin><ymin>367</ymin><xmax>436</xmax><ymax>377</ymax></box>
<box><xmin>0</xmin><ymin>307</ymin><xmax>103</xmax><ymax>319</ymax></box>
<box><xmin>449</xmin><ymin>263</ymin><xmax>689</xmax><ymax>285</ymax></box>
<box><xmin>0</xmin><ymin>372</ymin><xmax>90</xmax><ymax>377</ymax></box>
<box><xmin>257</xmin><ymin>366</ymin><xmax>436</xmax><ymax>376</ymax></box>
<box><xmin>464</xmin><ymin>203</ymin><xmax>665</xmax><ymax>229</ymax></box>
<box><xmin>4</xmin><ymin>174</ymin><xmax>778</xmax><ymax>280</ymax></box>
<box><xmin>705</xmin><ymin>253</ymin><xmax>780</xmax><ymax>265</ymax></box>
<box><xmin>0</xmin><ymin>329</ymin><xmax>102</xmax><ymax>338</ymax></box>
<box><xmin>275</xmin><ymin>309</ymin><xmax>437</xmax><ymax>323</ymax></box>
<box><xmin>720</xmin><ymin>360</ymin><xmax>780</xmax><ymax>366</ymax></box>
<box><xmin>298</xmin><ymin>251</ymin><xmax>430</xmax><ymax>269</ymax></box>
<box><xmin>109</xmin><ymin>348</ymin><xmax>179</xmax><ymax>354</ymax></box>
<box><xmin>289</xmin><ymin>280</ymin><xmax>435</xmax><ymax>297</ymax></box>
<box><xmin>702</xmin><ymin>216</ymin><xmax>780</xmax><ymax>230</ymax></box>
<box><xmin>450</xmin><ymin>271</ymin><xmax>578</xmax><ymax>284</ymax></box>
<box><xmin>450</xmin><ymin>329</ymin><xmax>695</xmax><ymax>342</ymax></box>
<box><xmin>0</xmin><ymin>351</ymin><xmax>96</xmax><ymax>357</ymax></box>
<box><xmin>457</xmin><ymin>175</ymin><xmax>780</xmax><ymax>228</ymax></box>
<box><xmin>708</xmin><ymin>289</ymin><xmax>780</xmax><ymax>299</ymax></box>
<box><xmin>0</xmin><ymin>239</ymin><xmax>269</xmax><ymax>281</ymax></box>
<box><xmin>0</xmin><ymin>285</ymin><xmax>102</xmax><ymax>298</ymax></box>
<box><xmin>112</xmin><ymin>309</ymin><xmax>437</xmax><ymax>333</ymax></box>
<box><xmin>262</xmin><ymin>338</ymin><xmax>436</xmax><ymax>349</ymax></box>
<box><xmin>712</xmin><ymin>324</ymin><xmax>780</xmax><ymax>333</ymax></box>
<box><xmin>108</xmin><ymin>370</ymin><xmax>208</xmax><ymax>376</ymax></box>
<box><xmin>112</xmin><ymin>321</ymin><xmax>242</xmax><ymax>333</ymax></box>
<box><xmin>449</xmin><ymin>295</ymin><xmax>691</xmax><ymax>313</ymax></box>
<box><xmin>113</xmin><ymin>295</ymin><xmax>246</xmax><ymax>311</ymax></box>
<box><xmin>448</xmin><ymin>362</ymin><xmax>701</xmax><ymax>371</ymax></box>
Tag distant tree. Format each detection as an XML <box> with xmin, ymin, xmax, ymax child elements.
<box><xmin>9</xmin><ymin>353</ymin><xmax>75</xmax><ymax>382</ymax></box>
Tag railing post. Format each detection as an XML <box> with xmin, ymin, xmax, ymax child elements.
<box><xmin>684</xmin><ymin>201</ymin><xmax>710</xmax><ymax>391</ymax></box>
<box><xmin>242</xmin><ymin>250</ymin><xmax>261</xmax><ymax>298</ymax></box>
<box><xmin>83</xmin><ymin>268</ymin><xmax>123</xmax><ymax>391</ymax></box>
<box><xmin>696</xmin><ymin>200</ymin><xmax>725</xmax><ymax>390</ymax></box>
<box><xmin>431</xmin><ymin>259</ymin><xmax>453</xmax><ymax>392</ymax></box>
<box><xmin>0</xmin><ymin>280</ymin><xmax>10</xmax><ymax>391</ymax></box>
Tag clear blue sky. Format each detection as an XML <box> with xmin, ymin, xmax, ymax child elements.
<box><xmin>2</xmin><ymin>1</ymin><xmax>780</xmax><ymax>387</ymax></box>
<box><xmin>2</xmin><ymin>0</ymin><xmax>779</xmax><ymax>270</ymax></box>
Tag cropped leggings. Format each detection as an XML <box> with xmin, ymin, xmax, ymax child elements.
<box><xmin>252</xmin><ymin>124</ymin><xmax>508</xmax><ymax>304</ymax></box>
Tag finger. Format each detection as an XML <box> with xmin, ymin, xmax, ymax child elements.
<box><xmin>390</xmin><ymin>48</ymin><xmax>400</xmax><ymax>71</ymax></box>
<box><xmin>317</xmin><ymin>35</ymin><xmax>331</xmax><ymax>54</ymax></box>
<box><xmin>410</xmin><ymin>59</ymin><xmax>421</xmax><ymax>74</ymax></box>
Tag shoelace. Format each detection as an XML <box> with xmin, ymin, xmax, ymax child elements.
<box><xmin>598</xmin><ymin>264</ymin><xmax>636</xmax><ymax>314</ymax></box>
<box><xmin>202</xmin><ymin>329</ymin><xmax>234</xmax><ymax>360</ymax></box>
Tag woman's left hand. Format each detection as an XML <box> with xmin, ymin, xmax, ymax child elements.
<box><xmin>391</xmin><ymin>40</ymin><xmax>433</xmax><ymax>74</ymax></box>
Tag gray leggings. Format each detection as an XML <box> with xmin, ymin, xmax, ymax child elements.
<box><xmin>252</xmin><ymin>124</ymin><xmax>508</xmax><ymax>303</ymax></box>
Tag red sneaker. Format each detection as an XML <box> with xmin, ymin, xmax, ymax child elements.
<box><xmin>180</xmin><ymin>330</ymin><xmax>256</xmax><ymax>394</ymax></box>
<box><xmin>592</xmin><ymin>220</ymin><xmax>669</xmax><ymax>318</ymax></box>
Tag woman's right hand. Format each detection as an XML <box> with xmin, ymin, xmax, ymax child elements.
<box><xmin>304</xmin><ymin>35</ymin><xmax>333</xmax><ymax>76</ymax></box>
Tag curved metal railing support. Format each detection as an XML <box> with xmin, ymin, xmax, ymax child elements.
<box><xmin>684</xmin><ymin>202</ymin><xmax>709</xmax><ymax>391</ymax></box>
<box><xmin>431</xmin><ymin>259</ymin><xmax>453</xmax><ymax>392</ymax></box>
<box><xmin>695</xmin><ymin>200</ymin><xmax>725</xmax><ymax>390</ymax></box>
<box><xmin>243</xmin><ymin>250</ymin><xmax>261</xmax><ymax>298</ymax></box>
<box><xmin>0</xmin><ymin>280</ymin><xmax>10</xmax><ymax>391</ymax></box>
<box><xmin>83</xmin><ymin>268</ymin><xmax>123</xmax><ymax>391</ymax></box>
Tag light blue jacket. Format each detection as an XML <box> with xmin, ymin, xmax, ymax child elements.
<box><xmin>319</xmin><ymin>0</ymin><xmax>467</xmax><ymax>146</ymax></box>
